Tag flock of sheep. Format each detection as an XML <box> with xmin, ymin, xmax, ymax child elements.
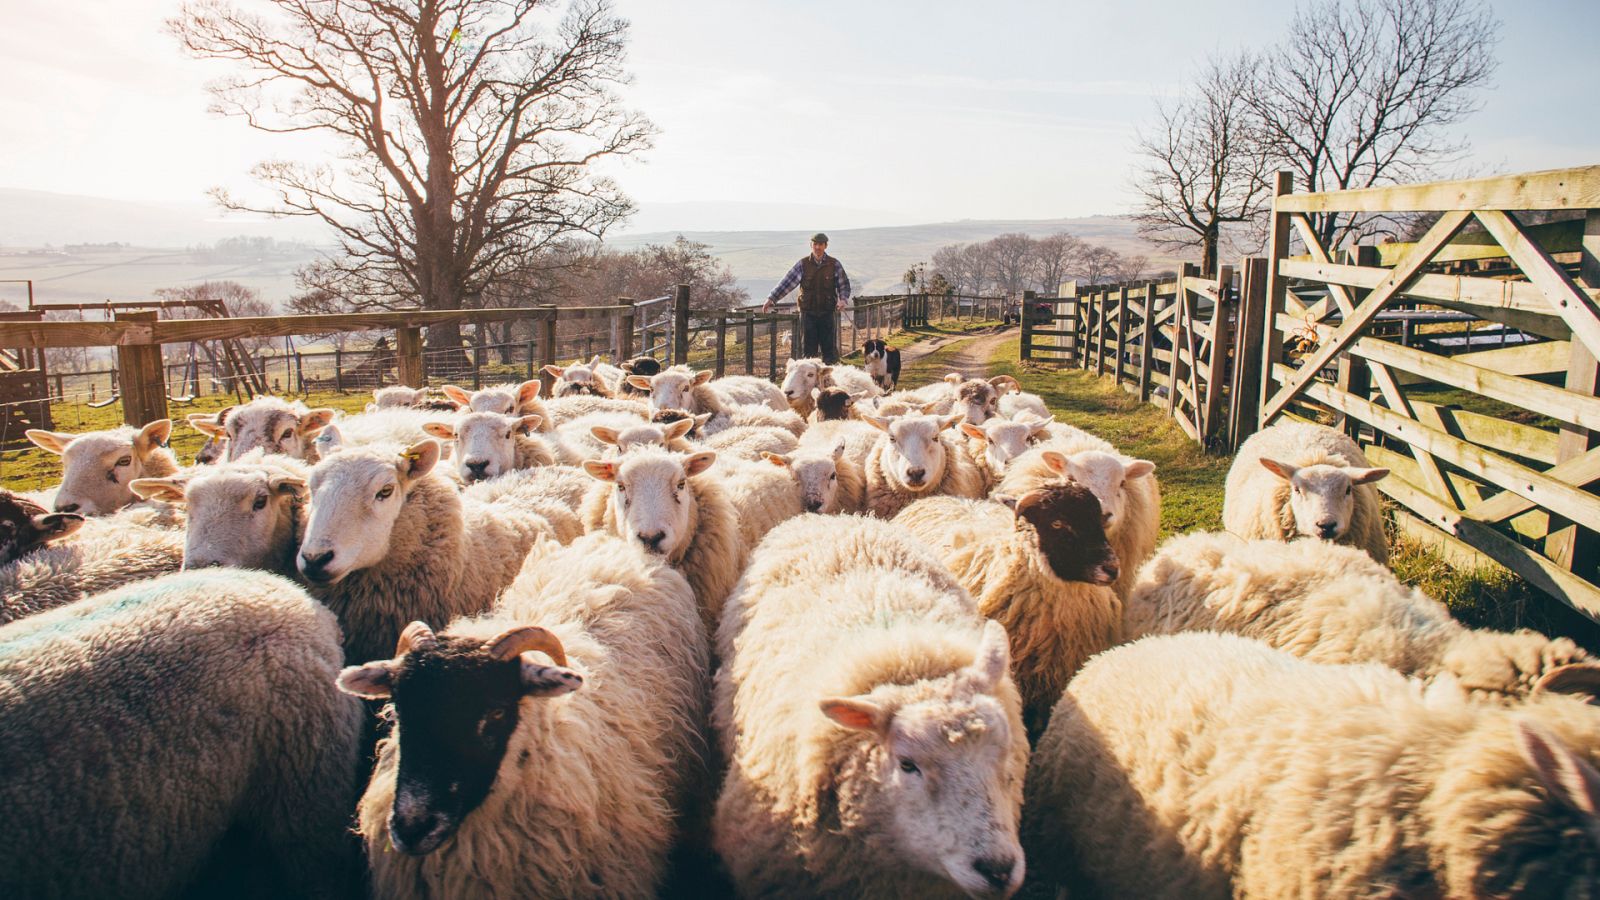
<box><xmin>1</xmin><ymin>346</ymin><xmax>1597</xmax><ymax>899</ymax></box>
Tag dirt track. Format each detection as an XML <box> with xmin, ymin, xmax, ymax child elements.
<box><xmin>896</xmin><ymin>324</ymin><xmax>1016</xmax><ymax>379</ymax></box>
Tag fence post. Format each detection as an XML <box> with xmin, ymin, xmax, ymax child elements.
<box><xmin>618</xmin><ymin>298</ymin><xmax>635</xmax><ymax>362</ymax></box>
<box><xmin>1230</xmin><ymin>257</ymin><xmax>1269</xmax><ymax>450</ymax></box>
<box><xmin>1167</xmin><ymin>272</ymin><xmax>1190</xmax><ymax>418</ymax></box>
<box><xmin>539</xmin><ymin>308</ymin><xmax>559</xmax><ymax>396</ymax></box>
<box><xmin>744</xmin><ymin>313</ymin><xmax>755</xmax><ymax>374</ymax></box>
<box><xmin>714</xmin><ymin>316</ymin><xmax>728</xmax><ymax>378</ymax></box>
<box><xmin>1546</xmin><ymin>209</ymin><xmax>1600</xmax><ymax>572</ymax></box>
<box><xmin>767</xmin><ymin>319</ymin><xmax>779</xmax><ymax>378</ymax></box>
<box><xmin>114</xmin><ymin>310</ymin><xmax>166</xmax><ymax>427</ymax></box>
<box><xmin>1114</xmin><ymin>285</ymin><xmax>1130</xmax><ymax>389</ymax></box>
<box><xmin>1138</xmin><ymin>281</ymin><xmax>1158</xmax><ymax>402</ymax></box>
<box><xmin>396</xmin><ymin>326</ymin><xmax>425</xmax><ymax>388</ymax></box>
<box><xmin>1090</xmin><ymin>290</ymin><xmax>1103</xmax><ymax>376</ymax></box>
<box><xmin>334</xmin><ymin>347</ymin><xmax>344</xmax><ymax>393</ymax></box>
<box><xmin>1334</xmin><ymin>248</ymin><xmax>1375</xmax><ymax>439</ymax></box>
<box><xmin>1260</xmin><ymin>171</ymin><xmax>1295</xmax><ymax>428</ymax></box>
<box><xmin>673</xmin><ymin>284</ymin><xmax>691</xmax><ymax>365</ymax></box>
<box><xmin>1021</xmin><ymin>290</ymin><xmax>1036</xmax><ymax>361</ymax></box>
<box><xmin>1202</xmin><ymin>264</ymin><xmax>1236</xmax><ymax>446</ymax></box>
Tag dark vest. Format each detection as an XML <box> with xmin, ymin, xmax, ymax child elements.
<box><xmin>799</xmin><ymin>255</ymin><xmax>837</xmax><ymax>313</ymax></box>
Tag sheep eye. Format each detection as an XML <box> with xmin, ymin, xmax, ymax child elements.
<box><xmin>829</xmin><ymin>473</ymin><xmax>837</xmax><ymax>481</ymax></box>
<box><xmin>1051</xmin><ymin>520</ymin><xmax>1065</xmax><ymax>529</ymax></box>
<box><xmin>617</xmin><ymin>484</ymin><xmax>627</xmax><ymax>493</ymax></box>
<box><xmin>115</xmin><ymin>456</ymin><xmax>132</xmax><ymax>468</ymax></box>
<box><xmin>485</xmin><ymin>708</ymin><xmax>505</xmax><ymax>722</ymax></box>
<box><xmin>252</xmin><ymin>494</ymin><xmax>268</xmax><ymax>511</ymax></box>
<box><xmin>280</xmin><ymin>430</ymin><xmax>294</xmax><ymax>442</ymax></box>
<box><xmin>376</xmin><ymin>485</ymin><xmax>395</xmax><ymax>501</ymax></box>
<box><xmin>506</xmin><ymin>431</ymin><xmax>514</xmax><ymax>440</ymax></box>
<box><xmin>677</xmin><ymin>480</ymin><xmax>687</xmax><ymax>491</ymax></box>
<box><xmin>898</xmin><ymin>758</ymin><xmax>920</xmax><ymax>775</ymax></box>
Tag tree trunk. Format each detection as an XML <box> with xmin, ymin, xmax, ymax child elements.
<box><xmin>1202</xmin><ymin>226</ymin><xmax>1220</xmax><ymax>278</ymax></box>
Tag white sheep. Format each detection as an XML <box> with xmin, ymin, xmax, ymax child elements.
<box><xmin>421</xmin><ymin>411</ymin><xmax>554</xmax><ymax>483</ymax></box>
<box><xmin>999</xmin><ymin>442</ymin><xmax>1160</xmax><ymax>600</ymax></box>
<box><xmin>959</xmin><ymin>414</ymin><xmax>1053</xmax><ymax>492</ymax></box>
<box><xmin>1224</xmin><ymin>419</ymin><xmax>1390</xmax><ymax>563</ymax></box>
<box><xmin>710</xmin><ymin>456</ymin><xmax>807</xmax><ymax>548</ymax></box>
<box><xmin>551</xmin><ymin>409</ymin><xmax>658</xmax><ymax>459</ymax></box>
<box><xmin>297</xmin><ymin>439</ymin><xmax>561</xmax><ymax>662</ymax></box>
<box><xmin>338</xmin><ymin>532</ymin><xmax>708</xmax><ymax>898</ymax></box>
<box><xmin>542</xmin><ymin>355</ymin><xmax>619</xmax><ymax>397</ymax></box>
<box><xmin>779</xmin><ymin>357</ymin><xmax>882</xmax><ymax>416</ymax></box>
<box><xmin>1023</xmin><ymin>632</ymin><xmax>1600</xmax><ymax>898</ymax></box>
<box><xmin>713</xmin><ymin>514</ymin><xmax>1030</xmax><ymax>898</ymax></box>
<box><xmin>580</xmin><ymin>448</ymin><xmax>746</xmax><ymax>630</ymax></box>
<box><xmin>702</xmin><ymin>423</ymin><xmax>801</xmax><ymax>461</ymax></box>
<box><xmin>587</xmin><ymin>417</ymin><xmax>696</xmax><ymax>457</ymax></box>
<box><xmin>799</xmin><ymin>418</ymin><xmax>882</xmax><ymax>472</ymax></box>
<box><xmin>627</xmin><ymin>365</ymin><xmax>788</xmax><ymax>419</ymax></box>
<box><xmin>26</xmin><ymin>419</ymin><xmax>179</xmax><ymax>515</ymax></box>
<box><xmin>131</xmin><ymin>453</ymin><xmax>309</xmax><ymax>575</ymax></box>
<box><xmin>997</xmin><ymin>389</ymin><xmax>1050</xmax><ymax>421</ymax></box>
<box><xmin>908</xmin><ymin>373</ymin><xmax>1021</xmax><ymax>425</ymax></box>
<box><xmin>896</xmin><ymin>484</ymin><xmax>1121</xmax><ymax>733</ymax></box>
<box><xmin>762</xmin><ymin>442</ymin><xmax>867</xmax><ymax>514</ymax></box>
<box><xmin>367</xmin><ymin>385</ymin><xmax>428</xmax><ymax>410</ymax></box>
<box><xmin>0</xmin><ymin>512</ymin><xmax>183</xmax><ymax>625</ymax></box>
<box><xmin>460</xmin><ymin>465</ymin><xmax>592</xmax><ymax>531</ymax></box>
<box><xmin>190</xmin><ymin>396</ymin><xmax>337</xmax><ymax>462</ymax></box>
<box><xmin>544</xmin><ymin>393</ymin><xmax>652</xmax><ymax>425</ymax></box>
<box><xmin>322</xmin><ymin>406</ymin><xmax>462</xmax><ymax>450</ymax></box>
<box><xmin>442</xmin><ymin>379</ymin><xmax>550</xmax><ymax>423</ymax></box>
<box><xmin>1122</xmin><ymin>530</ymin><xmax>1600</xmax><ymax>703</ymax></box>
<box><xmin>863</xmin><ymin>413</ymin><xmax>987</xmax><ymax>518</ymax></box>
<box><xmin>0</xmin><ymin>568</ymin><xmax>364</xmax><ymax>899</ymax></box>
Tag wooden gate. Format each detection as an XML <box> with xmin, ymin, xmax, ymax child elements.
<box><xmin>1260</xmin><ymin>166</ymin><xmax>1600</xmax><ymax>622</ymax></box>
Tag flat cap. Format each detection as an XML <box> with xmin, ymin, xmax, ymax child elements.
<box><xmin>810</xmin><ymin>232</ymin><xmax>829</xmax><ymax>244</ymax></box>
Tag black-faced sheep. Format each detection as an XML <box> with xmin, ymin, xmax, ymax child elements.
<box><xmin>0</xmin><ymin>490</ymin><xmax>82</xmax><ymax>564</ymax></box>
<box><xmin>809</xmin><ymin>385</ymin><xmax>857</xmax><ymax>422</ymax></box>
<box><xmin>1024</xmin><ymin>632</ymin><xmax>1600</xmax><ymax>899</ymax></box>
<box><xmin>713</xmin><ymin>514</ymin><xmax>1030</xmax><ymax>899</ymax></box>
<box><xmin>780</xmin><ymin>357</ymin><xmax>882</xmax><ymax>417</ymax></box>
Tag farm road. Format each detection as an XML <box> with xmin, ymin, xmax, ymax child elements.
<box><xmin>895</xmin><ymin>324</ymin><xmax>1017</xmax><ymax>377</ymax></box>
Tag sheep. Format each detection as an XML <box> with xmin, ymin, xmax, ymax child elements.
<box><xmin>421</xmin><ymin>411</ymin><xmax>554</xmax><ymax>483</ymax></box>
<box><xmin>0</xmin><ymin>512</ymin><xmax>183</xmax><ymax>625</ymax></box>
<box><xmin>959</xmin><ymin>414</ymin><xmax>1053</xmax><ymax>491</ymax></box>
<box><xmin>896</xmin><ymin>484</ymin><xmax>1121</xmax><ymax>733</ymax></box>
<box><xmin>26</xmin><ymin>419</ymin><xmax>179</xmax><ymax>515</ymax></box>
<box><xmin>800</xmin><ymin>417</ymin><xmax>883</xmax><ymax>471</ymax></box>
<box><xmin>627</xmin><ymin>365</ymin><xmax>788</xmax><ymax>419</ymax></box>
<box><xmin>338</xmin><ymin>532</ymin><xmax>709</xmax><ymax>899</ymax></box>
<box><xmin>0</xmin><ymin>568</ymin><xmax>364</xmax><ymax>899</ymax></box>
<box><xmin>580</xmin><ymin>448</ymin><xmax>746</xmax><ymax>630</ymax></box>
<box><xmin>996</xmin><ymin>388</ymin><xmax>1050</xmax><ymax>422</ymax></box>
<box><xmin>542</xmin><ymin>355</ymin><xmax>617</xmax><ymax>397</ymax></box>
<box><xmin>998</xmin><ymin>443</ymin><xmax>1160</xmax><ymax>600</ymax></box>
<box><xmin>192</xmin><ymin>408</ymin><xmax>230</xmax><ymax>465</ymax></box>
<box><xmin>780</xmin><ymin>357</ymin><xmax>882</xmax><ymax>417</ymax></box>
<box><xmin>131</xmin><ymin>453</ymin><xmax>310</xmax><ymax>575</ymax></box>
<box><xmin>1023</xmin><ymin>632</ymin><xmax>1600</xmax><ymax>899</ymax></box>
<box><xmin>867</xmin><ymin>391</ymin><xmax>936</xmax><ymax>418</ymax></box>
<box><xmin>586</xmin><ymin>416</ymin><xmax>697</xmax><ymax>457</ymax></box>
<box><xmin>460</xmin><ymin>465</ymin><xmax>593</xmax><ymax>529</ymax></box>
<box><xmin>863</xmin><ymin>413</ymin><xmax>987</xmax><ymax>518</ymax></box>
<box><xmin>809</xmin><ymin>385</ymin><xmax>857</xmax><ymax>422</ymax></box>
<box><xmin>190</xmin><ymin>396</ymin><xmax>337</xmax><ymax>462</ymax></box>
<box><xmin>710</xmin><ymin>456</ymin><xmax>808</xmax><ymax>548</ymax></box>
<box><xmin>615</xmin><ymin>354</ymin><xmax>663</xmax><ymax>397</ymax></box>
<box><xmin>762</xmin><ymin>441</ymin><xmax>867</xmax><ymax>514</ymax></box>
<box><xmin>297</xmin><ymin>438</ymin><xmax>560</xmax><ymax>662</ymax></box>
<box><xmin>862</xmin><ymin>338</ymin><xmax>901</xmax><ymax>391</ymax></box>
<box><xmin>368</xmin><ymin>385</ymin><xmax>428</xmax><ymax>410</ymax></box>
<box><xmin>1122</xmin><ymin>530</ymin><xmax>1600</xmax><ymax>703</ymax></box>
<box><xmin>712</xmin><ymin>514</ymin><xmax>1030</xmax><ymax>899</ymax></box>
<box><xmin>908</xmin><ymin>373</ymin><xmax>1021</xmax><ymax>425</ymax></box>
<box><xmin>549</xmin><ymin>410</ymin><xmax>654</xmax><ymax>460</ymax></box>
<box><xmin>651</xmin><ymin>407</ymin><xmax>715</xmax><ymax>439</ymax></box>
<box><xmin>0</xmin><ymin>490</ymin><xmax>83</xmax><ymax>564</ymax></box>
<box><xmin>1224</xmin><ymin>419</ymin><xmax>1391</xmax><ymax>563</ymax></box>
<box><xmin>543</xmin><ymin>392</ymin><xmax>651</xmax><ymax>425</ymax></box>
<box><xmin>702</xmin><ymin>423</ymin><xmax>801</xmax><ymax>461</ymax></box>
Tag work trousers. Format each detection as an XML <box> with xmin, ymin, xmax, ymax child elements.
<box><xmin>800</xmin><ymin>310</ymin><xmax>839</xmax><ymax>364</ymax></box>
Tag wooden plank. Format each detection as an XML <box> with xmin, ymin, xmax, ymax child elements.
<box><xmin>1476</xmin><ymin>209</ymin><xmax>1600</xmax><ymax>361</ymax></box>
<box><xmin>1371</xmin><ymin>217</ymin><xmax>1584</xmax><ymax>267</ymax></box>
<box><xmin>1260</xmin><ymin>172</ymin><xmax>1296</xmax><ymax>429</ymax></box>
<box><xmin>396</xmin><ymin>327</ymin><xmax>424</xmax><ymax>388</ymax></box>
<box><xmin>114</xmin><ymin>310</ymin><xmax>165</xmax><ymax>427</ymax></box>
<box><xmin>1407</xmin><ymin>398</ymin><xmax>1560</xmax><ymax>465</ymax></box>
<box><xmin>1114</xmin><ymin>285</ymin><xmax>1130</xmax><ymax>388</ymax></box>
<box><xmin>1274</xmin><ymin>165</ymin><xmax>1600</xmax><ymax>215</ymax></box>
<box><xmin>1202</xmin><ymin>265</ymin><xmax>1235</xmax><ymax>443</ymax></box>
<box><xmin>1391</xmin><ymin>340</ymin><xmax>1569</xmax><ymax>385</ymax></box>
<box><xmin>1138</xmin><ymin>280</ymin><xmax>1158</xmax><ymax>403</ymax></box>
<box><xmin>1368</xmin><ymin>444</ymin><xmax>1548</xmax><ymax>539</ymax></box>
<box><xmin>0</xmin><ymin>307</ymin><xmax>558</xmax><ymax>349</ymax></box>
<box><xmin>1284</xmin><ymin>367</ymin><xmax>1600</xmax><ymax>534</ymax></box>
<box><xmin>1463</xmin><ymin>445</ymin><xmax>1600</xmax><ymax>526</ymax></box>
<box><xmin>1546</xmin><ymin>209</ymin><xmax>1600</xmax><ymax>574</ymax></box>
<box><xmin>1262</xmin><ymin>210</ymin><xmax>1472</xmax><ymax>424</ymax></box>
<box><xmin>1229</xmin><ymin>257</ymin><xmax>1269</xmax><ymax>450</ymax></box>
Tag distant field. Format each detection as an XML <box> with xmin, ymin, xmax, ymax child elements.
<box><xmin>0</xmin><ymin>245</ymin><xmax>321</xmax><ymax>307</ymax></box>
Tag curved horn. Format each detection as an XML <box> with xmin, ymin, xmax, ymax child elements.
<box><xmin>1533</xmin><ymin>663</ymin><xmax>1600</xmax><ymax>703</ymax></box>
<box><xmin>396</xmin><ymin>620</ymin><xmax>438</xmax><ymax>655</ymax></box>
<box><xmin>988</xmin><ymin>374</ymin><xmax>1022</xmax><ymax>393</ymax></box>
<box><xmin>486</xmin><ymin>625</ymin><xmax>567</xmax><ymax>666</ymax></box>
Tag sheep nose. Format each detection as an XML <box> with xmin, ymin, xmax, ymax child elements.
<box><xmin>972</xmin><ymin>856</ymin><xmax>1016</xmax><ymax>891</ymax></box>
<box><xmin>905</xmin><ymin>467</ymin><xmax>926</xmax><ymax>485</ymax></box>
<box><xmin>1316</xmin><ymin>521</ymin><xmax>1338</xmax><ymax>538</ymax></box>
<box><xmin>1102</xmin><ymin>511</ymin><xmax>1113</xmax><ymax>523</ymax></box>
<box><xmin>389</xmin><ymin>810</ymin><xmax>447</xmax><ymax>856</ymax></box>
<box><xmin>637</xmin><ymin>531</ymin><xmax>667</xmax><ymax>552</ymax></box>
<box><xmin>804</xmin><ymin>499</ymin><xmax>823</xmax><ymax>512</ymax></box>
<box><xmin>55</xmin><ymin>502</ymin><xmax>80</xmax><ymax>513</ymax></box>
<box><xmin>465</xmin><ymin>460</ymin><xmax>490</xmax><ymax>479</ymax></box>
<box><xmin>300</xmin><ymin>549</ymin><xmax>335</xmax><ymax>579</ymax></box>
<box><xmin>1095</xmin><ymin>563</ymin><xmax>1120</xmax><ymax>585</ymax></box>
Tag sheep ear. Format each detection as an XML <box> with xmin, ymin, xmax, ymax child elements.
<box><xmin>1124</xmin><ymin>459</ymin><xmax>1156</xmax><ymax>479</ymax></box>
<box><xmin>583</xmin><ymin>460</ymin><xmax>618</xmax><ymax>482</ymax></box>
<box><xmin>1259</xmin><ymin>457</ymin><xmax>1298</xmax><ymax>481</ymax></box>
<box><xmin>625</xmin><ymin>375</ymin><xmax>653</xmax><ymax>391</ymax></box>
<box><xmin>269</xmin><ymin>474</ymin><xmax>309</xmax><ymax>500</ymax></box>
<box><xmin>664</xmin><ymin>419</ymin><xmax>695</xmax><ymax>441</ymax></box>
<box><xmin>1533</xmin><ymin>664</ymin><xmax>1600</xmax><ymax>703</ymax></box>
<box><xmin>442</xmin><ymin>385</ymin><xmax>472</xmax><ymax>406</ymax></box>
<box><xmin>516</xmin><ymin>379</ymin><xmax>543</xmax><ymax>405</ymax></box>
<box><xmin>944</xmin><ymin>372</ymin><xmax>963</xmax><ymax>385</ymax></box>
<box><xmin>591</xmin><ymin>426</ymin><xmax>620</xmax><ymax>446</ymax></box>
<box><xmin>1041</xmin><ymin>450</ymin><xmax>1069</xmax><ymax>475</ymax></box>
<box><xmin>1347</xmin><ymin>466</ymin><xmax>1389</xmax><ymax>485</ymax></box>
<box><xmin>919</xmin><ymin>401</ymin><xmax>944</xmax><ymax>415</ymax></box>
<box><xmin>1516</xmin><ymin>721</ymin><xmax>1600</xmax><ymax>819</ymax></box>
<box><xmin>938</xmin><ymin>414</ymin><xmax>964</xmax><ymax>432</ymax></box>
<box><xmin>993</xmin><ymin>493</ymin><xmax>1019</xmax><ymax>511</ymax></box>
<box><xmin>819</xmin><ymin>365</ymin><xmax>833</xmax><ymax>380</ymax></box>
<box><xmin>965</xmin><ymin>620</ymin><xmax>1012</xmax><ymax>692</ymax></box>
<box><xmin>129</xmin><ymin>477</ymin><xmax>186</xmax><ymax>503</ymax></box>
<box><xmin>136</xmin><ymin>419</ymin><xmax>173</xmax><ymax>452</ymax></box>
<box><xmin>819</xmin><ymin>696</ymin><xmax>890</xmax><ymax>735</ymax></box>
<box><xmin>521</xmin><ymin>659</ymin><xmax>584</xmax><ymax>697</ymax></box>
<box><xmin>299</xmin><ymin>409</ymin><xmax>336</xmax><ymax>437</ymax></box>
<box><xmin>960</xmin><ymin>423</ymin><xmax>987</xmax><ymax>442</ymax></box>
<box><xmin>760</xmin><ymin>451</ymin><xmax>790</xmax><ymax>468</ymax></box>
<box><xmin>1027</xmin><ymin>417</ymin><xmax>1053</xmax><ymax>436</ymax></box>
<box><xmin>421</xmin><ymin>422</ymin><xmax>456</xmax><ymax>440</ymax></box>
<box><xmin>683</xmin><ymin>451</ymin><xmax>717</xmax><ymax>477</ymax></box>
<box><xmin>693</xmin><ymin>413</ymin><xmax>713</xmax><ymax>430</ymax></box>
<box><xmin>25</xmin><ymin>429</ymin><xmax>75</xmax><ymax>455</ymax></box>
<box><xmin>785</xmin><ymin>359</ymin><xmax>798</xmax><ymax>371</ymax></box>
<box><xmin>336</xmin><ymin>661</ymin><xmax>399</xmax><ymax>700</ymax></box>
<box><xmin>315</xmin><ymin>424</ymin><xmax>345</xmax><ymax>454</ymax></box>
<box><xmin>542</xmin><ymin>365</ymin><xmax>566</xmax><ymax>378</ymax></box>
<box><xmin>399</xmin><ymin>440</ymin><xmax>441</xmax><ymax>481</ymax></box>
<box><xmin>863</xmin><ymin>415</ymin><xmax>892</xmax><ymax>433</ymax></box>
<box><xmin>516</xmin><ymin>414</ymin><xmax>543</xmax><ymax>435</ymax></box>
<box><xmin>693</xmin><ymin>370</ymin><xmax>713</xmax><ymax>385</ymax></box>
<box><xmin>831</xmin><ymin>440</ymin><xmax>846</xmax><ymax>461</ymax></box>
<box><xmin>33</xmin><ymin>513</ymin><xmax>84</xmax><ymax>541</ymax></box>
<box><xmin>588</xmin><ymin>355</ymin><xmax>603</xmax><ymax>368</ymax></box>
<box><xmin>187</xmin><ymin>415</ymin><xmax>226</xmax><ymax>438</ymax></box>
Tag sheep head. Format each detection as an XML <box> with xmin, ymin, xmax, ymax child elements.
<box><xmin>140</xmin><ymin>458</ymin><xmax>307</xmax><ymax>571</ymax></box>
<box><xmin>781</xmin><ymin>358</ymin><xmax>828</xmax><ymax>404</ymax></box>
<box><xmin>0</xmin><ymin>490</ymin><xmax>82</xmax><ymax>563</ymax></box>
<box><xmin>29</xmin><ymin>419</ymin><xmax>174</xmax><ymax>515</ymax></box>
<box><xmin>583</xmin><ymin>448</ymin><xmax>715</xmax><ymax>560</ymax></box>
<box><xmin>818</xmin><ymin>619</ymin><xmax>1026</xmax><ymax>898</ymax></box>
<box><xmin>298</xmin><ymin>439</ymin><xmax>441</xmax><ymax>585</ymax></box>
<box><xmin>998</xmin><ymin>483</ymin><xmax>1119</xmax><ymax>585</ymax></box>
<box><xmin>424</xmin><ymin>412</ymin><xmax>543</xmax><ymax>483</ymax></box>
<box><xmin>336</xmin><ymin>620</ymin><xmax>581</xmax><ymax>856</ymax></box>
<box><xmin>765</xmin><ymin>441</ymin><xmax>846</xmax><ymax>513</ymax></box>
<box><xmin>1259</xmin><ymin>457</ymin><xmax>1388</xmax><ymax>541</ymax></box>
<box><xmin>867</xmin><ymin>413</ymin><xmax>963</xmax><ymax>492</ymax></box>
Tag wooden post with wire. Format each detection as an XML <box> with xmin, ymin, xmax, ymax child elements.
<box><xmin>114</xmin><ymin>310</ymin><xmax>166</xmax><ymax>427</ymax></box>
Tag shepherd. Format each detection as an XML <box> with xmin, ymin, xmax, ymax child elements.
<box><xmin>763</xmin><ymin>232</ymin><xmax>852</xmax><ymax>364</ymax></box>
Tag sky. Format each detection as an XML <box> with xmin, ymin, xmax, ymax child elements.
<box><xmin>0</xmin><ymin>0</ymin><xmax>1596</xmax><ymax>234</ymax></box>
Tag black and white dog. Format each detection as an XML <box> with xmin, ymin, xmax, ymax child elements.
<box><xmin>862</xmin><ymin>339</ymin><xmax>901</xmax><ymax>391</ymax></box>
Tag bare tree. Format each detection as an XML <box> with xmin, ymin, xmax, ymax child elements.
<box><xmin>1080</xmin><ymin>245</ymin><xmax>1122</xmax><ymax>286</ymax></box>
<box><xmin>1132</xmin><ymin>53</ymin><xmax>1271</xmax><ymax>275</ymax></box>
<box><xmin>154</xmin><ymin>281</ymin><xmax>276</xmax><ymax>352</ymax></box>
<box><xmin>931</xmin><ymin>242</ymin><xmax>982</xmax><ymax>296</ymax></box>
<box><xmin>170</xmin><ymin>0</ymin><xmax>653</xmax><ymax>356</ymax></box>
<box><xmin>1246</xmin><ymin>0</ymin><xmax>1498</xmax><ymax>250</ymax></box>
<box><xmin>986</xmin><ymin>233</ymin><xmax>1036</xmax><ymax>297</ymax></box>
<box><xmin>1111</xmin><ymin>254</ymin><xmax>1149</xmax><ymax>285</ymax></box>
<box><xmin>1031</xmin><ymin>232</ymin><xmax>1084</xmax><ymax>296</ymax></box>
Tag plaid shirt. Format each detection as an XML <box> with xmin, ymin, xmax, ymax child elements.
<box><xmin>768</xmin><ymin>254</ymin><xmax>852</xmax><ymax>307</ymax></box>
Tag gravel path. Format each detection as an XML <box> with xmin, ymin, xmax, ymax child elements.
<box><xmin>896</xmin><ymin>324</ymin><xmax>1016</xmax><ymax>379</ymax></box>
